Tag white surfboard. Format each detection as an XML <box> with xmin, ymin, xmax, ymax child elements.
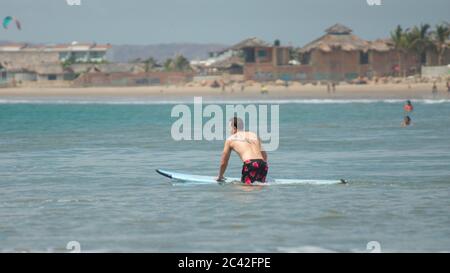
<box><xmin>156</xmin><ymin>169</ymin><xmax>347</xmax><ymax>185</ymax></box>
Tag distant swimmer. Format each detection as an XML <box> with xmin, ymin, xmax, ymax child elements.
<box><xmin>403</xmin><ymin>100</ymin><xmax>414</xmax><ymax>112</ymax></box>
<box><xmin>402</xmin><ymin>116</ymin><xmax>412</xmax><ymax>127</ymax></box>
<box><xmin>217</xmin><ymin>117</ymin><xmax>268</xmax><ymax>184</ymax></box>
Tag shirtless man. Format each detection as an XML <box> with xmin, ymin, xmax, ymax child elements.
<box><xmin>402</xmin><ymin>116</ymin><xmax>412</xmax><ymax>127</ymax></box>
<box><xmin>216</xmin><ymin>117</ymin><xmax>268</xmax><ymax>184</ymax></box>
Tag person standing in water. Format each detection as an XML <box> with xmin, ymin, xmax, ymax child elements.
<box><xmin>216</xmin><ymin>117</ymin><xmax>268</xmax><ymax>184</ymax></box>
<box><xmin>402</xmin><ymin>116</ymin><xmax>412</xmax><ymax>127</ymax></box>
<box><xmin>404</xmin><ymin>100</ymin><xmax>414</xmax><ymax>112</ymax></box>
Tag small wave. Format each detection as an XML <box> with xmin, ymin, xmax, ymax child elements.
<box><xmin>0</xmin><ymin>99</ymin><xmax>190</xmax><ymax>105</ymax></box>
<box><xmin>0</xmin><ymin>248</ymin><xmax>112</xmax><ymax>253</ymax></box>
<box><xmin>277</xmin><ymin>246</ymin><xmax>337</xmax><ymax>253</ymax></box>
<box><xmin>1</xmin><ymin>98</ymin><xmax>450</xmax><ymax>105</ymax></box>
<box><xmin>1</xmin><ymin>98</ymin><xmax>449</xmax><ymax>105</ymax></box>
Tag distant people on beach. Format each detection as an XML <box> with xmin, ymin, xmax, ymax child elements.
<box><xmin>327</xmin><ymin>82</ymin><xmax>336</xmax><ymax>93</ymax></box>
<box><xmin>432</xmin><ymin>82</ymin><xmax>438</xmax><ymax>97</ymax></box>
<box><xmin>240</xmin><ymin>84</ymin><xmax>245</xmax><ymax>92</ymax></box>
<box><xmin>211</xmin><ymin>80</ymin><xmax>220</xmax><ymax>88</ymax></box>
<box><xmin>260</xmin><ymin>84</ymin><xmax>269</xmax><ymax>95</ymax></box>
<box><xmin>447</xmin><ymin>80</ymin><xmax>450</xmax><ymax>94</ymax></box>
<box><xmin>402</xmin><ymin>116</ymin><xmax>412</xmax><ymax>127</ymax></box>
<box><xmin>403</xmin><ymin>100</ymin><xmax>414</xmax><ymax>112</ymax></box>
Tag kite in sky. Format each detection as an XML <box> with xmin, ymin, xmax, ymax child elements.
<box><xmin>3</xmin><ymin>16</ymin><xmax>21</xmax><ymax>30</ymax></box>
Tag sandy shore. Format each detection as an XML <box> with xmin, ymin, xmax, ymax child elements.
<box><xmin>1</xmin><ymin>82</ymin><xmax>449</xmax><ymax>100</ymax></box>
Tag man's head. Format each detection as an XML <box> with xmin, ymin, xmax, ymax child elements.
<box><xmin>229</xmin><ymin>117</ymin><xmax>244</xmax><ymax>134</ymax></box>
<box><xmin>404</xmin><ymin>115</ymin><xmax>411</xmax><ymax>125</ymax></box>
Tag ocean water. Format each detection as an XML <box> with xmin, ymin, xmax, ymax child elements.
<box><xmin>0</xmin><ymin>97</ymin><xmax>449</xmax><ymax>252</ymax></box>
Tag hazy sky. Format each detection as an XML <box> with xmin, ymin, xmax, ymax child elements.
<box><xmin>1</xmin><ymin>0</ymin><xmax>449</xmax><ymax>46</ymax></box>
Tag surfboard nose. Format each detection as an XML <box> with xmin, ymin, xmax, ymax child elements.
<box><xmin>156</xmin><ymin>169</ymin><xmax>172</xmax><ymax>179</ymax></box>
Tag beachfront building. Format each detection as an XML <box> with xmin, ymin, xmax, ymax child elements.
<box><xmin>298</xmin><ymin>24</ymin><xmax>421</xmax><ymax>81</ymax></box>
<box><xmin>236</xmin><ymin>38</ymin><xmax>298</xmax><ymax>81</ymax></box>
<box><xmin>0</xmin><ymin>42</ymin><xmax>111</xmax><ymax>86</ymax></box>
<box><xmin>424</xmin><ymin>40</ymin><xmax>450</xmax><ymax>66</ymax></box>
<box><xmin>0</xmin><ymin>42</ymin><xmax>111</xmax><ymax>67</ymax></box>
<box><xmin>193</xmin><ymin>37</ymin><xmax>302</xmax><ymax>82</ymax></box>
<box><xmin>299</xmin><ymin>24</ymin><xmax>369</xmax><ymax>81</ymax></box>
<box><xmin>0</xmin><ymin>63</ymin><xmax>8</xmax><ymax>86</ymax></box>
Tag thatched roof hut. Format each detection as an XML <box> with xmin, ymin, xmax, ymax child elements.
<box><xmin>368</xmin><ymin>39</ymin><xmax>394</xmax><ymax>52</ymax></box>
<box><xmin>299</xmin><ymin>24</ymin><xmax>370</xmax><ymax>53</ymax></box>
<box><xmin>229</xmin><ymin>37</ymin><xmax>271</xmax><ymax>51</ymax></box>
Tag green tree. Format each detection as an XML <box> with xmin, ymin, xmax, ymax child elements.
<box><xmin>390</xmin><ymin>25</ymin><xmax>408</xmax><ymax>77</ymax></box>
<box><xmin>163</xmin><ymin>55</ymin><xmax>192</xmax><ymax>72</ymax></box>
<box><xmin>163</xmin><ymin>58</ymin><xmax>173</xmax><ymax>71</ymax></box>
<box><xmin>172</xmin><ymin>54</ymin><xmax>192</xmax><ymax>71</ymax></box>
<box><xmin>433</xmin><ymin>23</ymin><xmax>450</xmax><ymax>65</ymax></box>
<box><xmin>143</xmin><ymin>57</ymin><xmax>158</xmax><ymax>72</ymax></box>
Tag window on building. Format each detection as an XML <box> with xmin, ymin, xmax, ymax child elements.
<box><xmin>360</xmin><ymin>51</ymin><xmax>369</xmax><ymax>65</ymax></box>
<box><xmin>73</xmin><ymin>52</ymin><xmax>87</xmax><ymax>62</ymax></box>
<box><xmin>301</xmin><ymin>52</ymin><xmax>311</xmax><ymax>65</ymax></box>
<box><xmin>90</xmin><ymin>51</ymin><xmax>103</xmax><ymax>60</ymax></box>
<box><xmin>243</xmin><ymin>48</ymin><xmax>255</xmax><ymax>63</ymax></box>
<box><xmin>48</xmin><ymin>74</ymin><xmax>57</xmax><ymax>81</ymax></box>
<box><xmin>420</xmin><ymin>52</ymin><xmax>427</xmax><ymax>65</ymax></box>
<box><xmin>258</xmin><ymin>49</ymin><xmax>267</xmax><ymax>58</ymax></box>
<box><xmin>59</xmin><ymin>52</ymin><xmax>70</xmax><ymax>61</ymax></box>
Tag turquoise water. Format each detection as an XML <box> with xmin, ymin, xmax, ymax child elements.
<box><xmin>1</xmin><ymin>98</ymin><xmax>449</xmax><ymax>252</ymax></box>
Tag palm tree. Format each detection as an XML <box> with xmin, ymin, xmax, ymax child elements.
<box><xmin>390</xmin><ymin>25</ymin><xmax>408</xmax><ymax>76</ymax></box>
<box><xmin>433</xmin><ymin>23</ymin><xmax>450</xmax><ymax>65</ymax></box>
<box><xmin>406</xmin><ymin>24</ymin><xmax>431</xmax><ymax>66</ymax></box>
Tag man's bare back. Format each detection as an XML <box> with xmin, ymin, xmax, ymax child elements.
<box><xmin>217</xmin><ymin>117</ymin><xmax>268</xmax><ymax>183</ymax></box>
<box><xmin>227</xmin><ymin>131</ymin><xmax>266</xmax><ymax>162</ymax></box>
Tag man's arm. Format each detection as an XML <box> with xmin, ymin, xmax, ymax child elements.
<box><xmin>217</xmin><ymin>140</ymin><xmax>232</xmax><ymax>181</ymax></box>
<box><xmin>258</xmin><ymin>136</ymin><xmax>268</xmax><ymax>161</ymax></box>
<box><xmin>261</xmin><ymin>150</ymin><xmax>268</xmax><ymax>162</ymax></box>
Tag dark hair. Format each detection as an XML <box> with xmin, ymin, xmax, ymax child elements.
<box><xmin>230</xmin><ymin>117</ymin><xmax>244</xmax><ymax>130</ymax></box>
<box><xmin>405</xmin><ymin>115</ymin><xmax>411</xmax><ymax>121</ymax></box>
